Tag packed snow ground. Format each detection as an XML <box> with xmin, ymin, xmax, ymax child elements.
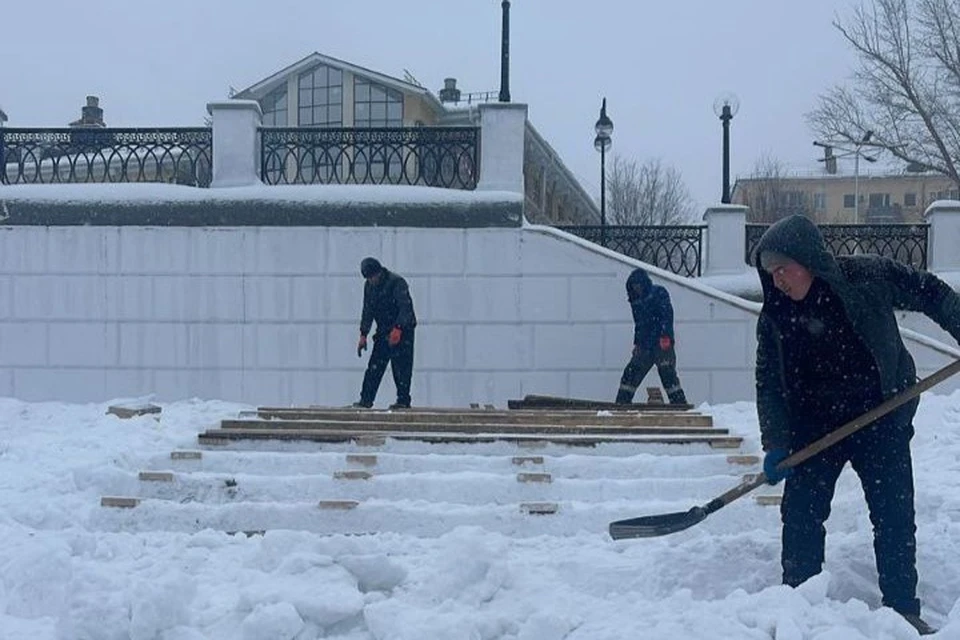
<box><xmin>1</xmin><ymin>394</ymin><xmax>959</xmax><ymax>639</ymax></box>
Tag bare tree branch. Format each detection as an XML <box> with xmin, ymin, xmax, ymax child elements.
<box><xmin>808</xmin><ymin>0</ymin><xmax>960</xmax><ymax>186</ymax></box>
<box><xmin>604</xmin><ymin>155</ymin><xmax>695</xmax><ymax>225</ymax></box>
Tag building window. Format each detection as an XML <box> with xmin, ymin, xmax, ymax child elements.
<box><xmin>354</xmin><ymin>79</ymin><xmax>403</xmax><ymax>127</ymax></box>
<box><xmin>813</xmin><ymin>192</ymin><xmax>826</xmax><ymax>211</ymax></box>
<box><xmin>261</xmin><ymin>85</ymin><xmax>287</xmax><ymax>127</ymax></box>
<box><xmin>843</xmin><ymin>194</ymin><xmax>856</xmax><ymax>208</ymax></box>
<box><xmin>904</xmin><ymin>192</ymin><xmax>917</xmax><ymax>207</ymax></box>
<box><xmin>298</xmin><ymin>65</ymin><xmax>343</xmax><ymax>126</ymax></box>
<box><xmin>868</xmin><ymin>193</ymin><xmax>890</xmax><ymax>208</ymax></box>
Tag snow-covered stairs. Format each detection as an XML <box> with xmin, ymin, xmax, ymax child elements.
<box><xmin>95</xmin><ymin>405</ymin><xmax>778</xmax><ymax>537</ymax></box>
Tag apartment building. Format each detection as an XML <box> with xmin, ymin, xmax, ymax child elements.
<box><xmin>731</xmin><ymin>171</ymin><xmax>958</xmax><ymax>224</ymax></box>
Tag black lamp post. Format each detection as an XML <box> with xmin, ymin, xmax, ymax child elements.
<box><xmin>713</xmin><ymin>94</ymin><xmax>740</xmax><ymax>204</ymax></box>
<box><xmin>594</xmin><ymin>97</ymin><xmax>613</xmax><ymax>245</ymax></box>
<box><xmin>498</xmin><ymin>0</ymin><xmax>511</xmax><ymax>102</ymax></box>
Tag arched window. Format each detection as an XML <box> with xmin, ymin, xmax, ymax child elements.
<box><xmin>298</xmin><ymin>65</ymin><xmax>343</xmax><ymax>126</ymax></box>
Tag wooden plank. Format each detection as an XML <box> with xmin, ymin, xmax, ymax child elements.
<box><xmin>170</xmin><ymin>450</ymin><xmax>202</xmax><ymax>460</ymax></box>
<box><xmin>107</xmin><ymin>403</ymin><xmax>162</xmax><ymax>419</ymax></box>
<box><xmin>516</xmin><ymin>472</ymin><xmax>552</xmax><ymax>483</ymax></box>
<box><xmin>511</xmin><ymin>456</ymin><xmax>544</xmax><ymax>465</ymax></box>
<box><xmin>726</xmin><ymin>454</ymin><xmax>760</xmax><ymax>465</ymax></box>
<box><xmin>520</xmin><ymin>502</ymin><xmax>559</xmax><ymax>515</ymax></box>
<box><xmin>253</xmin><ymin>409</ymin><xmax>710</xmax><ymax>427</ymax></box>
<box><xmin>318</xmin><ymin>500</ymin><xmax>360</xmax><ymax>510</ymax></box>
<box><xmin>708</xmin><ymin>438</ymin><xmax>744</xmax><ymax>449</ymax></box>
<box><xmin>333</xmin><ymin>470</ymin><xmax>373</xmax><ymax>480</ymax></box>
<box><xmin>101</xmin><ymin>496</ymin><xmax>141</xmax><ymax>508</ymax></box>
<box><xmin>507</xmin><ymin>394</ymin><xmax>692</xmax><ymax>411</ymax></box>
<box><xmin>198</xmin><ymin>427</ymin><xmax>743</xmax><ymax>448</ymax></box>
<box><xmin>755</xmin><ymin>495</ymin><xmax>783</xmax><ymax>506</ymax></box>
<box><xmin>138</xmin><ymin>471</ymin><xmax>174</xmax><ymax>482</ymax></box>
<box><xmin>221</xmin><ymin>420</ymin><xmax>722</xmax><ymax>435</ymax></box>
<box><xmin>345</xmin><ymin>454</ymin><xmax>378</xmax><ymax>467</ymax></box>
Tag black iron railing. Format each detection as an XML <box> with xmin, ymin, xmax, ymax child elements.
<box><xmin>745</xmin><ymin>223</ymin><xmax>929</xmax><ymax>270</ymax></box>
<box><xmin>260</xmin><ymin>127</ymin><xmax>479</xmax><ymax>189</ymax></box>
<box><xmin>1</xmin><ymin>128</ymin><xmax>212</xmax><ymax>187</ymax></box>
<box><xmin>558</xmin><ymin>225</ymin><xmax>704</xmax><ymax>277</ymax></box>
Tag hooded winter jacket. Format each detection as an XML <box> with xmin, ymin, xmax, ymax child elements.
<box><xmin>625</xmin><ymin>268</ymin><xmax>676</xmax><ymax>349</ymax></box>
<box><xmin>754</xmin><ymin>215</ymin><xmax>960</xmax><ymax>450</ymax></box>
<box><xmin>360</xmin><ymin>267</ymin><xmax>417</xmax><ymax>338</ymax></box>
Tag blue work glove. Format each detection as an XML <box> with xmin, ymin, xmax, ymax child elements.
<box><xmin>763</xmin><ymin>448</ymin><xmax>793</xmax><ymax>485</ymax></box>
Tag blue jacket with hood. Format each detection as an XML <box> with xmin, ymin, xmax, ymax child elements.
<box><xmin>625</xmin><ymin>268</ymin><xmax>676</xmax><ymax>350</ymax></box>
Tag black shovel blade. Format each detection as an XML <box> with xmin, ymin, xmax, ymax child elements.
<box><xmin>608</xmin><ymin>506</ymin><xmax>707</xmax><ymax>540</ymax></box>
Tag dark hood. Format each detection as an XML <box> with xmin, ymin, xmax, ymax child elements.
<box><xmin>625</xmin><ymin>268</ymin><xmax>652</xmax><ymax>300</ymax></box>
<box><xmin>754</xmin><ymin>215</ymin><xmax>844</xmax><ymax>303</ymax></box>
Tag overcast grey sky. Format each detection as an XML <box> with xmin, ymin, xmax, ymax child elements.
<box><xmin>1</xmin><ymin>0</ymin><xmax>859</xmax><ymax>213</ymax></box>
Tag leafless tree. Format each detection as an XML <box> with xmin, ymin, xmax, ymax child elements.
<box><xmin>605</xmin><ymin>155</ymin><xmax>695</xmax><ymax>225</ymax></box>
<box><xmin>736</xmin><ymin>154</ymin><xmax>809</xmax><ymax>222</ymax></box>
<box><xmin>807</xmin><ymin>0</ymin><xmax>960</xmax><ymax>187</ymax></box>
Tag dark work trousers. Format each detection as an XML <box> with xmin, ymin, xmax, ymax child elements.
<box><xmin>616</xmin><ymin>345</ymin><xmax>686</xmax><ymax>404</ymax></box>
<box><xmin>780</xmin><ymin>424</ymin><xmax>919</xmax><ymax>615</ymax></box>
<box><xmin>360</xmin><ymin>328</ymin><xmax>415</xmax><ymax>407</ymax></box>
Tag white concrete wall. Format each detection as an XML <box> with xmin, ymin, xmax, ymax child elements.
<box><xmin>1</xmin><ymin>224</ymin><xmax>957</xmax><ymax>406</ymax></box>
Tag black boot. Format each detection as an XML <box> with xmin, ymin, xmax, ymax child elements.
<box><xmin>667</xmin><ymin>389</ymin><xmax>688</xmax><ymax>405</ymax></box>
<box><xmin>352</xmin><ymin>400</ymin><xmax>373</xmax><ymax>409</ymax></box>
<box><xmin>615</xmin><ymin>389</ymin><xmax>633</xmax><ymax>405</ymax></box>
<box><xmin>899</xmin><ymin>613</ymin><xmax>936</xmax><ymax>636</ymax></box>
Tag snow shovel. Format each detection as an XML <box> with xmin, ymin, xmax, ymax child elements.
<box><xmin>609</xmin><ymin>357</ymin><xmax>960</xmax><ymax>540</ymax></box>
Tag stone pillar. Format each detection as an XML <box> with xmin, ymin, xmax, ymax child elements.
<box><xmin>924</xmin><ymin>199</ymin><xmax>960</xmax><ymax>272</ymax></box>
<box><xmin>206</xmin><ymin>100</ymin><xmax>262</xmax><ymax>188</ymax></box>
<box><xmin>702</xmin><ymin>204</ymin><xmax>750</xmax><ymax>276</ymax></box>
<box><xmin>477</xmin><ymin>102</ymin><xmax>527</xmax><ymax>194</ymax></box>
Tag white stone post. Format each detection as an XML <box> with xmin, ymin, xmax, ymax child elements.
<box><xmin>702</xmin><ymin>204</ymin><xmax>750</xmax><ymax>276</ymax></box>
<box><xmin>924</xmin><ymin>199</ymin><xmax>960</xmax><ymax>272</ymax></box>
<box><xmin>206</xmin><ymin>100</ymin><xmax>262</xmax><ymax>188</ymax></box>
<box><xmin>477</xmin><ymin>102</ymin><xmax>527</xmax><ymax>194</ymax></box>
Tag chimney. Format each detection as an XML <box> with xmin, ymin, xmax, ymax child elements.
<box><xmin>69</xmin><ymin>95</ymin><xmax>106</xmax><ymax>128</ymax></box>
<box><xmin>438</xmin><ymin>78</ymin><xmax>461</xmax><ymax>104</ymax></box>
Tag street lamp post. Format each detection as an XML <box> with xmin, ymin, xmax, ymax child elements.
<box><xmin>498</xmin><ymin>0</ymin><xmax>511</xmax><ymax>103</ymax></box>
<box><xmin>813</xmin><ymin>131</ymin><xmax>876</xmax><ymax>223</ymax></box>
<box><xmin>594</xmin><ymin>97</ymin><xmax>613</xmax><ymax>246</ymax></box>
<box><xmin>713</xmin><ymin>94</ymin><xmax>740</xmax><ymax>204</ymax></box>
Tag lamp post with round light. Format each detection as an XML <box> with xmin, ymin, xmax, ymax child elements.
<box><xmin>713</xmin><ymin>93</ymin><xmax>740</xmax><ymax>204</ymax></box>
<box><xmin>594</xmin><ymin>97</ymin><xmax>613</xmax><ymax>246</ymax></box>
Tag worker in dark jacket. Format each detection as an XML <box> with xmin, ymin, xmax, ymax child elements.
<box><xmin>615</xmin><ymin>267</ymin><xmax>688</xmax><ymax>405</ymax></box>
<box><xmin>353</xmin><ymin>257</ymin><xmax>418</xmax><ymax>409</ymax></box>
<box><xmin>754</xmin><ymin>214</ymin><xmax>960</xmax><ymax>636</ymax></box>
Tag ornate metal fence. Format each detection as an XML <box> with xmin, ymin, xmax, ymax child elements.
<box><xmin>745</xmin><ymin>223</ymin><xmax>929</xmax><ymax>270</ymax></box>
<box><xmin>260</xmin><ymin>127</ymin><xmax>479</xmax><ymax>189</ymax></box>
<box><xmin>1</xmin><ymin>128</ymin><xmax>212</xmax><ymax>187</ymax></box>
<box><xmin>557</xmin><ymin>225</ymin><xmax>704</xmax><ymax>277</ymax></box>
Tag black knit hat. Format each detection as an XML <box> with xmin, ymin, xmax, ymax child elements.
<box><xmin>360</xmin><ymin>257</ymin><xmax>383</xmax><ymax>278</ymax></box>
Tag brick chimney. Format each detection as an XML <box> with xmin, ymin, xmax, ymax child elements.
<box><xmin>69</xmin><ymin>95</ymin><xmax>106</xmax><ymax>128</ymax></box>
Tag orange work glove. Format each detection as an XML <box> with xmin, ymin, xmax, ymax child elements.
<box><xmin>388</xmin><ymin>326</ymin><xmax>402</xmax><ymax>346</ymax></box>
<box><xmin>659</xmin><ymin>335</ymin><xmax>672</xmax><ymax>351</ymax></box>
<box><xmin>357</xmin><ymin>334</ymin><xmax>368</xmax><ymax>358</ymax></box>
